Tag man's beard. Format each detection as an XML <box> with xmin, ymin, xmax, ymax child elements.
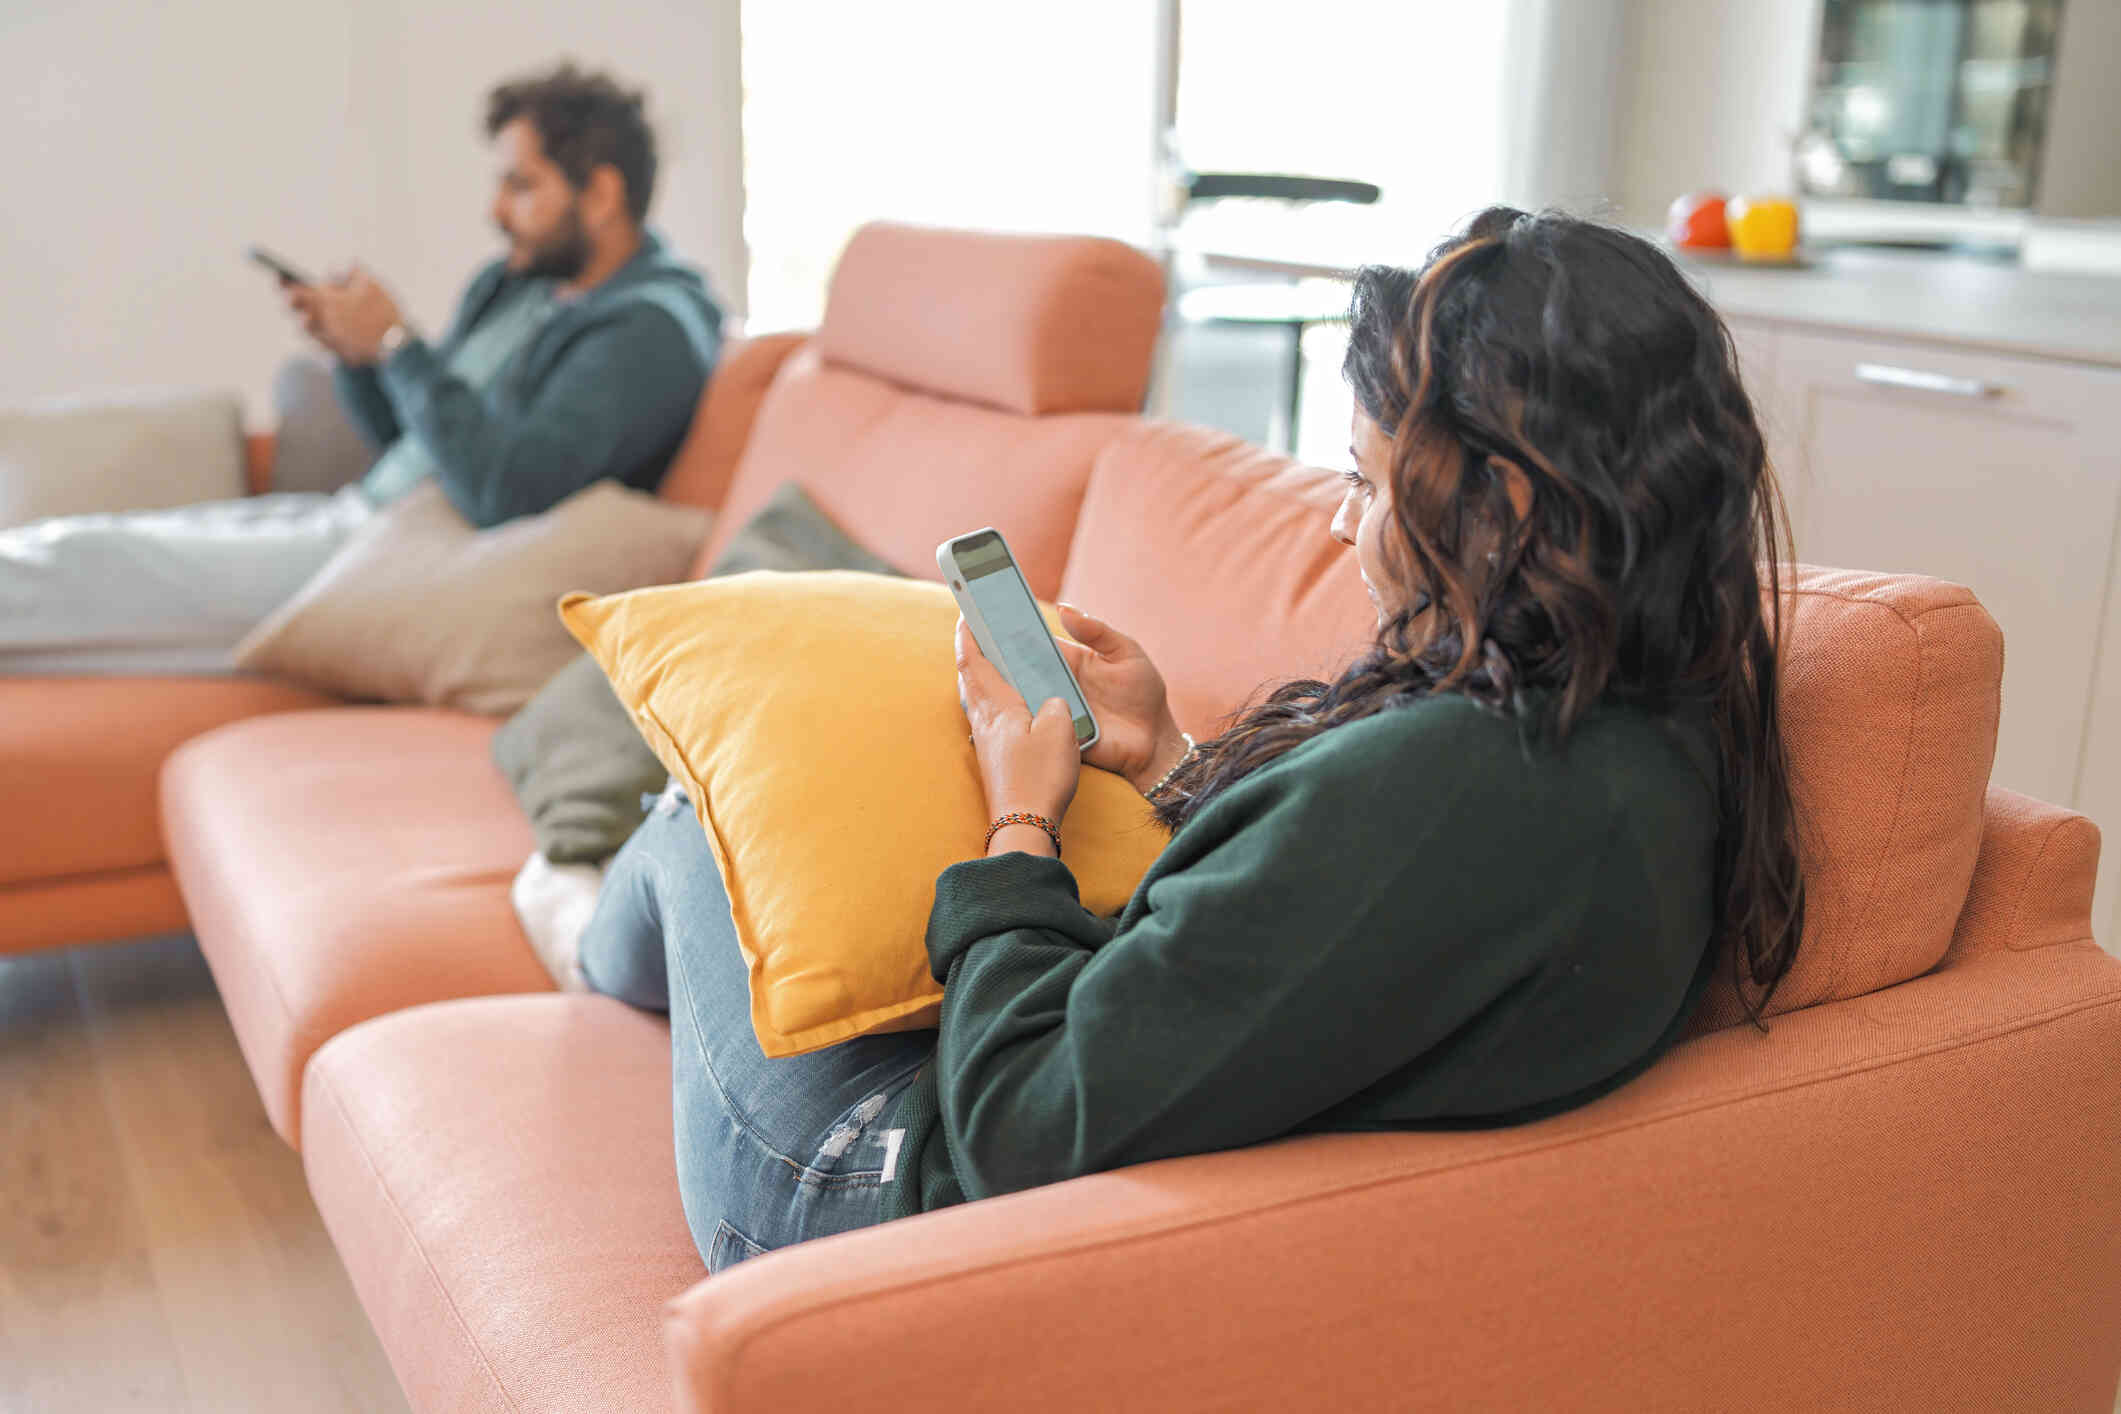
<box><xmin>509</xmin><ymin>202</ymin><xmax>591</xmax><ymax>281</ymax></box>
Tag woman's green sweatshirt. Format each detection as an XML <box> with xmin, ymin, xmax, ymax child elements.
<box><xmin>881</xmin><ymin>691</ymin><xmax>1723</xmax><ymax>1222</ymax></box>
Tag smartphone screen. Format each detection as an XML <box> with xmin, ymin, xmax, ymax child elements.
<box><xmin>950</xmin><ymin>533</ymin><xmax>1096</xmax><ymax>744</ymax></box>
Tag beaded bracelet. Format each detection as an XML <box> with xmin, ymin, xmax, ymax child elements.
<box><xmin>985</xmin><ymin>811</ymin><xmax>1063</xmax><ymax>857</ymax></box>
<box><xmin>1146</xmin><ymin>732</ymin><xmax>1198</xmax><ymax>799</ymax></box>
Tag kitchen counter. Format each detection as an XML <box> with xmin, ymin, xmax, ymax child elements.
<box><xmin>1196</xmin><ymin>238</ymin><xmax>2121</xmax><ymax>370</ymax></box>
<box><xmin>1678</xmin><ymin>243</ymin><xmax>2121</xmax><ymax>371</ymax></box>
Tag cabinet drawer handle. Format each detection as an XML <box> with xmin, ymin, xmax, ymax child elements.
<box><xmin>1854</xmin><ymin>363</ymin><xmax>2005</xmax><ymax>399</ymax></box>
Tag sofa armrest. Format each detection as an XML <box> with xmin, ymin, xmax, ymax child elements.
<box><xmin>244</xmin><ymin>431</ymin><xmax>275</xmax><ymax>495</ymax></box>
<box><xmin>662</xmin><ymin>939</ymin><xmax>2121</xmax><ymax>1412</ymax></box>
<box><xmin>1943</xmin><ymin>784</ymin><xmax>2103</xmax><ymax>962</ymax></box>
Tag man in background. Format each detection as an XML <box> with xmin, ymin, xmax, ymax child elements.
<box><xmin>0</xmin><ymin>62</ymin><xmax>722</xmax><ymax>675</ymax></box>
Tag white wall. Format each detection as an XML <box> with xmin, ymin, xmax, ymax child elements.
<box><xmin>0</xmin><ymin>0</ymin><xmax>744</xmax><ymax>426</ymax></box>
<box><xmin>1612</xmin><ymin>0</ymin><xmax>1822</xmax><ymax>225</ymax></box>
<box><xmin>1501</xmin><ymin>0</ymin><xmax>1631</xmax><ymax>219</ymax></box>
<box><xmin>2038</xmin><ymin>0</ymin><xmax>2121</xmax><ymax>221</ymax></box>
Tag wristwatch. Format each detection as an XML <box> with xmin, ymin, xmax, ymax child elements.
<box><xmin>376</xmin><ymin>322</ymin><xmax>412</xmax><ymax>361</ymax></box>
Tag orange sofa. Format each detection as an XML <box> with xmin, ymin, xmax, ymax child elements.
<box><xmin>13</xmin><ymin>222</ymin><xmax>2121</xmax><ymax>1410</ymax></box>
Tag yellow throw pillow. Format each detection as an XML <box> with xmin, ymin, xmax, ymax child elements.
<box><xmin>560</xmin><ymin>571</ymin><xmax>1170</xmax><ymax>1057</ymax></box>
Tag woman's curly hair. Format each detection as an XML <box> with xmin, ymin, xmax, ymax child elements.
<box><xmin>1152</xmin><ymin>206</ymin><xmax>1806</xmax><ymax>1030</ymax></box>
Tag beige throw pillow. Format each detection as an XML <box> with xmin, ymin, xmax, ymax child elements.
<box><xmin>236</xmin><ymin>480</ymin><xmax>710</xmax><ymax>714</ymax></box>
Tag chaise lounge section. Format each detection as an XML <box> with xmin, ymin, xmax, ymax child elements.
<box><xmin>0</xmin><ymin>326</ymin><xmax>806</xmax><ymax>959</ymax></box>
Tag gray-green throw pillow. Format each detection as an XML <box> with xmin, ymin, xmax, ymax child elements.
<box><xmin>493</xmin><ymin>482</ymin><xmax>904</xmax><ymax>863</ymax></box>
<box><xmin>492</xmin><ymin>653</ymin><xmax>663</xmax><ymax>863</ymax></box>
<box><xmin>700</xmin><ymin>480</ymin><xmax>905</xmax><ymax>579</ymax></box>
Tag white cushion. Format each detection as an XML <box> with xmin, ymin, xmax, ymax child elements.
<box><xmin>0</xmin><ymin>388</ymin><xmax>246</xmax><ymax>529</ymax></box>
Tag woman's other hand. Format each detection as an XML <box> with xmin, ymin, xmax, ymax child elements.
<box><xmin>956</xmin><ymin>619</ymin><xmax>1080</xmax><ymax>837</ymax></box>
<box><xmin>1053</xmin><ymin>604</ymin><xmax>1190</xmax><ymax>796</ymax></box>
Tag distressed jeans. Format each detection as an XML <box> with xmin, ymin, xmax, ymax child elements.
<box><xmin>580</xmin><ymin>797</ymin><xmax>935</xmax><ymax>1273</ymax></box>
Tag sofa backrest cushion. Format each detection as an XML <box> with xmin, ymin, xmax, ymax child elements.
<box><xmin>688</xmin><ymin>346</ymin><xmax>1135</xmax><ymax>597</ymax></box>
<box><xmin>1682</xmin><ymin>566</ymin><xmax>2003</xmax><ymax>1035</ymax></box>
<box><xmin>817</xmin><ymin>222</ymin><xmax>1165</xmax><ymax>417</ymax></box>
<box><xmin>683</xmin><ymin>223</ymin><xmax>1168</xmax><ymax>593</ymax></box>
<box><xmin>1055</xmin><ymin>422</ymin><xmax>1374</xmax><ymax>739</ymax></box>
<box><xmin>1061</xmin><ymin>444</ymin><xmax>2004</xmax><ymax>1036</ymax></box>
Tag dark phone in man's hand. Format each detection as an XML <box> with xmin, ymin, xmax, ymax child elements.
<box><xmin>247</xmin><ymin>245</ymin><xmax>314</xmax><ymax>287</ymax></box>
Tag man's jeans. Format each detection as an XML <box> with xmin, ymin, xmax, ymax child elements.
<box><xmin>0</xmin><ymin>486</ymin><xmax>373</xmax><ymax>675</ymax></box>
<box><xmin>581</xmin><ymin>798</ymin><xmax>935</xmax><ymax>1273</ymax></box>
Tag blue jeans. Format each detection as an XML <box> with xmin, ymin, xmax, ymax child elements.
<box><xmin>580</xmin><ymin>798</ymin><xmax>936</xmax><ymax>1272</ymax></box>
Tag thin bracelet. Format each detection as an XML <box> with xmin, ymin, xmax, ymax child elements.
<box><xmin>985</xmin><ymin>811</ymin><xmax>1062</xmax><ymax>857</ymax></box>
<box><xmin>1146</xmin><ymin>732</ymin><xmax>1197</xmax><ymax>799</ymax></box>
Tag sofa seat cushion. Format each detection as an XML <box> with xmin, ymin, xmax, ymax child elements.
<box><xmin>163</xmin><ymin>707</ymin><xmax>548</xmax><ymax>1145</ymax></box>
<box><xmin>1055</xmin><ymin>421</ymin><xmax>1375</xmax><ymax>740</ymax></box>
<box><xmin>302</xmin><ymin>994</ymin><xmax>699</xmax><ymax>1414</ymax></box>
<box><xmin>663</xmin><ymin>942</ymin><xmax>2121</xmax><ymax>1412</ymax></box>
<box><xmin>0</xmin><ymin>676</ymin><xmax>335</xmax><ymax>892</ymax></box>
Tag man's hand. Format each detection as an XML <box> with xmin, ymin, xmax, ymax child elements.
<box><xmin>283</xmin><ymin>266</ymin><xmax>406</xmax><ymax>365</ymax></box>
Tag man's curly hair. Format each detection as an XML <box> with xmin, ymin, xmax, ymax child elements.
<box><xmin>486</xmin><ymin>63</ymin><xmax>657</xmax><ymax>225</ymax></box>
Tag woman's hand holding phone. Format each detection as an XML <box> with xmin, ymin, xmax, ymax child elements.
<box><xmin>955</xmin><ymin>602</ymin><xmax>1190</xmax><ymax>847</ymax></box>
<box><xmin>956</xmin><ymin>619</ymin><xmax>1082</xmax><ymax>839</ymax></box>
<box><xmin>1051</xmin><ymin>604</ymin><xmax>1190</xmax><ymax>797</ymax></box>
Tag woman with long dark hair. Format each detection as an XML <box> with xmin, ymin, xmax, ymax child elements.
<box><xmin>582</xmin><ymin>206</ymin><xmax>1806</xmax><ymax>1273</ymax></box>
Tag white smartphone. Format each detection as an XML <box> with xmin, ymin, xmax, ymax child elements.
<box><xmin>937</xmin><ymin>527</ymin><xmax>1100</xmax><ymax>748</ymax></box>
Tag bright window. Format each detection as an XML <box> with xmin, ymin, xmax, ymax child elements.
<box><xmin>740</xmin><ymin>2</ymin><xmax>1159</xmax><ymax>332</ymax></box>
<box><xmin>1172</xmin><ymin>0</ymin><xmax>1514</xmax><ymax>265</ymax></box>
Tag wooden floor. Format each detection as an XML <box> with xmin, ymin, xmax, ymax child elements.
<box><xmin>0</xmin><ymin>933</ymin><xmax>409</xmax><ymax>1414</ymax></box>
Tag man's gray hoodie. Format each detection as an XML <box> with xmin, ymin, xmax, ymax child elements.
<box><xmin>333</xmin><ymin>230</ymin><xmax>722</xmax><ymax>528</ymax></box>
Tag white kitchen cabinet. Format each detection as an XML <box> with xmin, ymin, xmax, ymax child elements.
<box><xmin>1726</xmin><ymin>316</ymin><xmax>2121</xmax><ymax>954</ymax></box>
<box><xmin>2076</xmin><ymin>504</ymin><xmax>2121</xmax><ymax>961</ymax></box>
<box><xmin>1725</xmin><ymin>319</ymin><xmax>1798</xmax><ymax>537</ymax></box>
